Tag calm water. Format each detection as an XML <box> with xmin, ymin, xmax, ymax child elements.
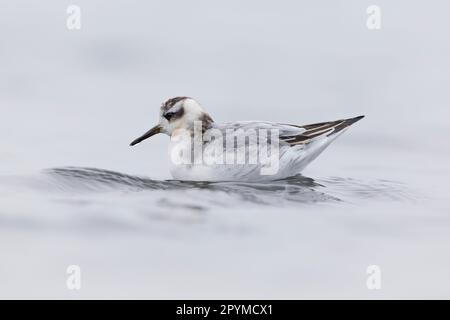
<box><xmin>1</xmin><ymin>1</ymin><xmax>450</xmax><ymax>298</ymax></box>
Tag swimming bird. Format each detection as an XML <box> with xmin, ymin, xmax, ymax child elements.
<box><xmin>130</xmin><ymin>97</ymin><xmax>364</xmax><ymax>181</ymax></box>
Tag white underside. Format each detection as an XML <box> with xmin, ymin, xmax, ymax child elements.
<box><xmin>167</xmin><ymin>128</ymin><xmax>348</xmax><ymax>182</ymax></box>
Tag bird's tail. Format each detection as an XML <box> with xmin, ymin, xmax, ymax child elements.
<box><xmin>290</xmin><ymin>115</ymin><xmax>365</xmax><ymax>172</ymax></box>
<box><xmin>329</xmin><ymin>115</ymin><xmax>365</xmax><ymax>136</ymax></box>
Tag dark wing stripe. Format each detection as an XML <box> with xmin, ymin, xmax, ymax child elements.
<box><xmin>303</xmin><ymin>121</ymin><xmax>342</xmax><ymax>135</ymax></box>
<box><xmin>281</xmin><ymin>116</ymin><xmax>364</xmax><ymax>146</ymax></box>
<box><xmin>282</xmin><ymin>124</ymin><xmax>328</xmax><ymax>139</ymax></box>
<box><xmin>283</xmin><ymin>126</ymin><xmax>333</xmax><ymax>141</ymax></box>
<box><xmin>285</xmin><ymin>128</ymin><xmax>334</xmax><ymax>145</ymax></box>
<box><xmin>328</xmin><ymin>116</ymin><xmax>364</xmax><ymax>135</ymax></box>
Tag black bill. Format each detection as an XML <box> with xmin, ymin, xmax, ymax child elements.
<box><xmin>130</xmin><ymin>125</ymin><xmax>161</xmax><ymax>146</ymax></box>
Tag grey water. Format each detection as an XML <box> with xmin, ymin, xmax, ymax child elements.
<box><xmin>1</xmin><ymin>0</ymin><xmax>450</xmax><ymax>299</ymax></box>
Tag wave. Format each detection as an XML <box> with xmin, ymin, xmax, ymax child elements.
<box><xmin>43</xmin><ymin>167</ymin><xmax>412</xmax><ymax>204</ymax></box>
<box><xmin>0</xmin><ymin>167</ymin><xmax>415</xmax><ymax>232</ymax></box>
<box><xmin>44</xmin><ymin>167</ymin><xmax>337</xmax><ymax>204</ymax></box>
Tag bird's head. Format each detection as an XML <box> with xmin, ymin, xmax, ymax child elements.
<box><xmin>130</xmin><ymin>97</ymin><xmax>213</xmax><ymax>146</ymax></box>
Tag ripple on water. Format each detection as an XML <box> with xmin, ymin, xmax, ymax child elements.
<box><xmin>0</xmin><ymin>167</ymin><xmax>415</xmax><ymax>232</ymax></box>
<box><xmin>44</xmin><ymin>167</ymin><xmax>412</xmax><ymax>206</ymax></box>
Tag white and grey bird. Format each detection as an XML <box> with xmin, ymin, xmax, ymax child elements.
<box><xmin>130</xmin><ymin>97</ymin><xmax>364</xmax><ymax>182</ymax></box>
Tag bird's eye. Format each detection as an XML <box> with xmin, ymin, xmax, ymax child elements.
<box><xmin>164</xmin><ymin>112</ymin><xmax>175</xmax><ymax>121</ymax></box>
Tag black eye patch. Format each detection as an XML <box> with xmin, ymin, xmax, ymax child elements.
<box><xmin>163</xmin><ymin>107</ymin><xmax>184</xmax><ymax>121</ymax></box>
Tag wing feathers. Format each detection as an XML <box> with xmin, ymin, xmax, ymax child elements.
<box><xmin>281</xmin><ymin>116</ymin><xmax>364</xmax><ymax>146</ymax></box>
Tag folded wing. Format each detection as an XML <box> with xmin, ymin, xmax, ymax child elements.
<box><xmin>281</xmin><ymin>116</ymin><xmax>364</xmax><ymax>146</ymax></box>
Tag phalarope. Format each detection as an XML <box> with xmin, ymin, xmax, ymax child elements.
<box><xmin>130</xmin><ymin>97</ymin><xmax>364</xmax><ymax>181</ymax></box>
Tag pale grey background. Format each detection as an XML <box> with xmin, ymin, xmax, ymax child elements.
<box><xmin>1</xmin><ymin>1</ymin><xmax>449</xmax><ymax>298</ymax></box>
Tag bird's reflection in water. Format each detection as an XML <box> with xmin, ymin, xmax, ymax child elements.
<box><xmin>47</xmin><ymin>167</ymin><xmax>339</xmax><ymax>205</ymax></box>
<box><xmin>0</xmin><ymin>167</ymin><xmax>412</xmax><ymax>232</ymax></box>
<box><xmin>46</xmin><ymin>167</ymin><xmax>411</xmax><ymax>210</ymax></box>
